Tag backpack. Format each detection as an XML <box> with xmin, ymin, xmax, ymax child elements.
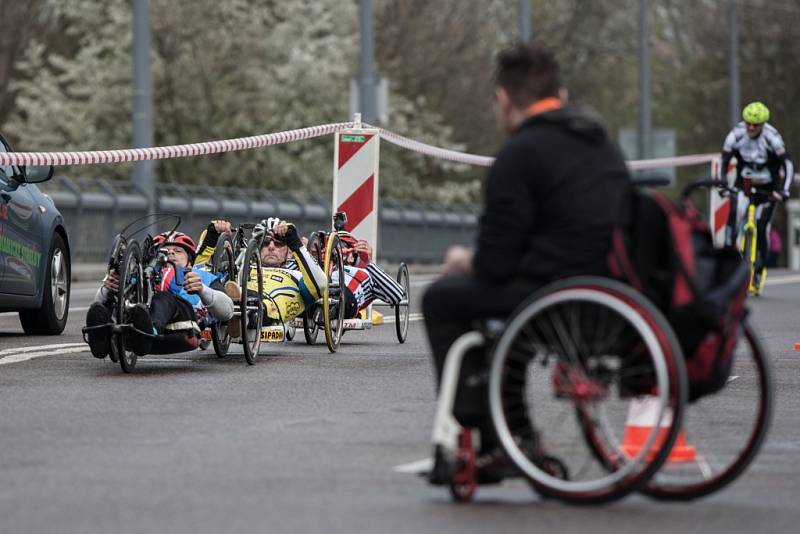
<box><xmin>607</xmin><ymin>186</ymin><xmax>750</xmax><ymax>402</ymax></box>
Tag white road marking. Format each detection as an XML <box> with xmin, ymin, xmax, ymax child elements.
<box><xmin>0</xmin><ymin>346</ymin><xmax>87</xmax><ymax>365</ymax></box>
<box><xmin>0</xmin><ymin>342</ymin><xmax>85</xmax><ymax>356</ymax></box>
<box><xmin>381</xmin><ymin>313</ymin><xmax>424</xmax><ymax>324</ymax></box>
<box><xmin>765</xmin><ymin>274</ymin><xmax>800</xmax><ymax>287</ymax></box>
<box><xmin>393</xmin><ymin>458</ymin><xmax>433</xmax><ymax>474</ymax></box>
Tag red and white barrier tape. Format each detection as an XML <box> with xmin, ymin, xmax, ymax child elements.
<box><xmin>0</xmin><ymin>117</ymin><xmax>716</xmax><ymax>172</ymax></box>
<box><xmin>0</xmin><ymin>122</ymin><xmax>355</xmax><ymax>167</ymax></box>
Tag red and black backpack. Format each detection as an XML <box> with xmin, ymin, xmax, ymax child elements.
<box><xmin>607</xmin><ymin>186</ymin><xmax>750</xmax><ymax>401</ymax></box>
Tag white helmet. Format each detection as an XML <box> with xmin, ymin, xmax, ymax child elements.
<box><xmin>254</xmin><ymin>216</ymin><xmax>282</xmax><ymax>237</ymax></box>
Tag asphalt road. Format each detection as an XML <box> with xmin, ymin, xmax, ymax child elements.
<box><xmin>1</xmin><ymin>272</ymin><xmax>799</xmax><ymax>534</ymax></box>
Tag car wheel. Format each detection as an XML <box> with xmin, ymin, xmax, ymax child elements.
<box><xmin>20</xmin><ymin>233</ymin><xmax>70</xmax><ymax>335</ymax></box>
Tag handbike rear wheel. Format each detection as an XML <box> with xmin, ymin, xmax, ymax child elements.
<box><xmin>114</xmin><ymin>240</ymin><xmax>144</xmax><ymax>373</ymax></box>
<box><xmin>240</xmin><ymin>239</ymin><xmax>263</xmax><ymax>365</ymax></box>
<box><xmin>643</xmin><ymin>321</ymin><xmax>773</xmax><ymax>500</ymax></box>
<box><xmin>211</xmin><ymin>233</ymin><xmax>235</xmax><ymax>358</ymax></box>
<box><xmin>322</xmin><ymin>234</ymin><xmax>345</xmax><ymax>353</ymax></box>
<box><xmin>395</xmin><ymin>262</ymin><xmax>410</xmax><ymax>343</ymax></box>
<box><xmin>489</xmin><ymin>276</ymin><xmax>687</xmax><ymax>505</ymax></box>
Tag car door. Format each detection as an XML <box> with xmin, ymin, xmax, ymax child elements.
<box><xmin>0</xmin><ymin>137</ymin><xmax>40</xmax><ymax>296</ymax></box>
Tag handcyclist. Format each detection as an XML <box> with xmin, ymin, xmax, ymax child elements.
<box><xmin>719</xmin><ymin>101</ymin><xmax>794</xmax><ymax>290</ymax></box>
<box><xmin>330</xmin><ymin>227</ymin><xmax>406</xmax><ymax>319</ymax></box>
<box><xmin>195</xmin><ymin>218</ymin><xmax>327</xmax><ymax>337</ymax></box>
<box><xmin>85</xmin><ymin>230</ymin><xmax>235</xmax><ymax>358</ymax></box>
<box><xmin>422</xmin><ymin>42</ymin><xmax>630</xmax><ymax>482</ymax></box>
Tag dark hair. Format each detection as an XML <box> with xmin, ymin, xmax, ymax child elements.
<box><xmin>495</xmin><ymin>42</ymin><xmax>561</xmax><ymax>108</ymax></box>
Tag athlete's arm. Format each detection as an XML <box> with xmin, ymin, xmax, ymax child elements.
<box><xmin>276</xmin><ymin>223</ymin><xmax>327</xmax><ymax>300</ymax></box>
<box><xmin>195</xmin><ymin>220</ymin><xmax>232</xmax><ymax>267</ymax></box>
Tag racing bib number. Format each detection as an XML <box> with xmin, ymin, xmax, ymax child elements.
<box><xmin>260</xmin><ymin>326</ymin><xmax>285</xmax><ymax>342</ymax></box>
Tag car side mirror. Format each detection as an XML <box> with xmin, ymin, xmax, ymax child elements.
<box><xmin>21</xmin><ymin>165</ymin><xmax>54</xmax><ymax>184</ymax></box>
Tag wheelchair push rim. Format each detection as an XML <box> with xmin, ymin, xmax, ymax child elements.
<box><xmin>211</xmin><ymin>232</ymin><xmax>235</xmax><ymax>358</ymax></box>
<box><xmin>488</xmin><ymin>277</ymin><xmax>687</xmax><ymax>504</ymax></box>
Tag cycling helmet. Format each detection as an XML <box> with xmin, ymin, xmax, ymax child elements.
<box><xmin>153</xmin><ymin>231</ymin><xmax>197</xmax><ymax>262</ymax></box>
<box><xmin>742</xmin><ymin>102</ymin><xmax>770</xmax><ymax>124</ymax></box>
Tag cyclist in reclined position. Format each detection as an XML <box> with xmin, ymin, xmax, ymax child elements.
<box><xmin>720</xmin><ymin>101</ymin><xmax>794</xmax><ymax>290</ymax></box>
<box><xmin>85</xmin><ymin>230</ymin><xmax>235</xmax><ymax>357</ymax></box>
<box><xmin>195</xmin><ymin>218</ymin><xmax>327</xmax><ymax>336</ymax></box>
<box><xmin>332</xmin><ymin>230</ymin><xmax>406</xmax><ymax>319</ymax></box>
<box><xmin>422</xmin><ymin>42</ymin><xmax>630</xmax><ymax>482</ymax></box>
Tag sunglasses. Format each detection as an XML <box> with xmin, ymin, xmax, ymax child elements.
<box><xmin>262</xmin><ymin>236</ymin><xmax>287</xmax><ymax>248</ymax></box>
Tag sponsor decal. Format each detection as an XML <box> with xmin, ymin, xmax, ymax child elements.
<box><xmin>9</xmin><ymin>199</ymin><xmax>32</xmax><ymax>221</ymax></box>
<box><xmin>201</xmin><ymin>328</ymin><xmax>213</xmax><ymax>341</ymax></box>
<box><xmin>260</xmin><ymin>326</ymin><xmax>284</xmax><ymax>342</ymax></box>
<box><xmin>5</xmin><ymin>255</ymin><xmax>34</xmax><ymax>281</ymax></box>
<box><xmin>341</xmin><ymin>134</ymin><xmax>366</xmax><ymax>143</ymax></box>
<box><xmin>0</xmin><ymin>235</ymin><xmax>41</xmax><ymax>267</ymax></box>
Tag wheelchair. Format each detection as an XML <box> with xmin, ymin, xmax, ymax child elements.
<box><xmin>301</xmin><ymin>212</ymin><xmax>411</xmax><ymax>347</ymax></box>
<box><xmin>428</xmin><ymin>276</ymin><xmax>772</xmax><ymax>504</ymax></box>
<box><xmin>205</xmin><ymin>221</ymin><xmax>345</xmax><ymax>358</ymax></box>
<box><xmin>81</xmin><ymin>214</ymin><xmax>217</xmax><ymax>373</ymax></box>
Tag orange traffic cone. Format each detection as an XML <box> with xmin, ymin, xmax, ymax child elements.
<box><xmin>794</xmin><ymin>342</ymin><xmax>800</xmax><ymax>352</ymax></box>
<box><xmin>620</xmin><ymin>396</ymin><xmax>696</xmax><ymax>464</ymax></box>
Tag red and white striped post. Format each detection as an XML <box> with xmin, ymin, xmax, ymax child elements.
<box><xmin>332</xmin><ymin>113</ymin><xmax>381</xmax><ymax>253</ymax></box>
<box><xmin>710</xmin><ymin>157</ymin><xmax>736</xmax><ymax>247</ymax></box>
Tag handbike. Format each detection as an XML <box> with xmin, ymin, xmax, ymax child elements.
<box><xmin>81</xmin><ymin>214</ymin><xmax>212</xmax><ymax>373</ymax></box>
<box><xmin>302</xmin><ymin>212</ymin><xmax>411</xmax><ymax>345</ymax></box>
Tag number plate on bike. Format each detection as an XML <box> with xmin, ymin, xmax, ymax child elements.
<box><xmin>260</xmin><ymin>326</ymin><xmax>285</xmax><ymax>342</ymax></box>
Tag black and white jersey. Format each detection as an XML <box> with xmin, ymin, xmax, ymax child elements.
<box><xmin>721</xmin><ymin>121</ymin><xmax>794</xmax><ymax>194</ymax></box>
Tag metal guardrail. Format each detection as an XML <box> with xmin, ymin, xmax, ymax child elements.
<box><xmin>40</xmin><ymin>176</ymin><xmax>479</xmax><ymax>264</ymax></box>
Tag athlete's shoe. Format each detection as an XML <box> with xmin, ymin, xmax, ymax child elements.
<box><xmin>753</xmin><ymin>268</ymin><xmax>767</xmax><ymax>295</ymax></box>
<box><xmin>126</xmin><ymin>304</ymin><xmax>153</xmax><ymax>356</ymax></box>
<box><xmin>85</xmin><ymin>303</ymin><xmax>111</xmax><ymax>359</ymax></box>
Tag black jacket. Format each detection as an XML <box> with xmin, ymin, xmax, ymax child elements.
<box><xmin>473</xmin><ymin>105</ymin><xmax>630</xmax><ymax>283</ymax></box>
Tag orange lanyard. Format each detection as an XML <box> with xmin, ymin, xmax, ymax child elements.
<box><xmin>526</xmin><ymin>97</ymin><xmax>562</xmax><ymax>117</ymax></box>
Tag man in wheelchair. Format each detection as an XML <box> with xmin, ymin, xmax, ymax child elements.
<box><xmin>195</xmin><ymin>217</ymin><xmax>327</xmax><ymax>336</ymax></box>
<box><xmin>422</xmin><ymin>43</ymin><xmax>630</xmax><ymax>483</ymax></box>
<box><xmin>85</xmin><ymin>230</ymin><xmax>235</xmax><ymax>358</ymax></box>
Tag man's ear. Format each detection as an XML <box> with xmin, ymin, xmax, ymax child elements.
<box><xmin>495</xmin><ymin>86</ymin><xmax>511</xmax><ymax>113</ymax></box>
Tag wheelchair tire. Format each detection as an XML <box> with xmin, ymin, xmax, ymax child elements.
<box><xmin>322</xmin><ymin>233</ymin><xmax>345</xmax><ymax>353</ymax></box>
<box><xmin>308</xmin><ymin>231</ymin><xmax>325</xmax><ymax>266</ymax></box>
<box><xmin>240</xmin><ymin>238</ymin><xmax>263</xmax><ymax>365</ymax></box>
<box><xmin>395</xmin><ymin>262</ymin><xmax>410</xmax><ymax>344</ymax></box>
<box><xmin>114</xmin><ymin>240</ymin><xmax>144</xmax><ymax>373</ymax></box>
<box><xmin>643</xmin><ymin>320</ymin><xmax>773</xmax><ymax>500</ymax></box>
<box><xmin>210</xmin><ymin>233</ymin><xmax>235</xmax><ymax>358</ymax></box>
<box><xmin>488</xmin><ymin>276</ymin><xmax>687</xmax><ymax>505</ymax></box>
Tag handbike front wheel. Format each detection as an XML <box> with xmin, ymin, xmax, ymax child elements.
<box><xmin>643</xmin><ymin>321</ymin><xmax>773</xmax><ymax>500</ymax></box>
<box><xmin>211</xmin><ymin>232</ymin><xmax>235</xmax><ymax>358</ymax></box>
<box><xmin>115</xmin><ymin>240</ymin><xmax>144</xmax><ymax>373</ymax></box>
<box><xmin>489</xmin><ymin>276</ymin><xmax>687</xmax><ymax>505</ymax></box>
<box><xmin>395</xmin><ymin>262</ymin><xmax>410</xmax><ymax>343</ymax></box>
<box><xmin>322</xmin><ymin>234</ymin><xmax>345</xmax><ymax>353</ymax></box>
<box><xmin>240</xmin><ymin>239</ymin><xmax>264</xmax><ymax>365</ymax></box>
<box><xmin>302</xmin><ymin>304</ymin><xmax>320</xmax><ymax>345</ymax></box>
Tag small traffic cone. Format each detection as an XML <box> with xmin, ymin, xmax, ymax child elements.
<box><xmin>620</xmin><ymin>396</ymin><xmax>696</xmax><ymax>464</ymax></box>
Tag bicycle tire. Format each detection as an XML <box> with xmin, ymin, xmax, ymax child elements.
<box><xmin>211</xmin><ymin>233</ymin><xmax>235</xmax><ymax>358</ymax></box>
<box><xmin>115</xmin><ymin>240</ymin><xmax>144</xmax><ymax>373</ymax></box>
<box><xmin>395</xmin><ymin>262</ymin><xmax>410</xmax><ymax>343</ymax></box>
<box><xmin>323</xmin><ymin>234</ymin><xmax>345</xmax><ymax>353</ymax></box>
<box><xmin>240</xmin><ymin>239</ymin><xmax>263</xmax><ymax>365</ymax></box>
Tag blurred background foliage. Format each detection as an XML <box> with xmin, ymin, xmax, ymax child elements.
<box><xmin>0</xmin><ymin>0</ymin><xmax>798</xmax><ymax>203</ymax></box>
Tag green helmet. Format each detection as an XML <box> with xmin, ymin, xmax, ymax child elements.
<box><xmin>742</xmin><ymin>101</ymin><xmax>770</xmax><ymax>124</ymax></box>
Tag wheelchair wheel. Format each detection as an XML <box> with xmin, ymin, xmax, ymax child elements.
<box><xmin>302</xmin><ymin>304</ymin><xmax>320</xmax><ymax>345</ymax></box>
<box><xmin>113</xmin><ymin>240</ymin><xmax>145</xmax><ymax>373</ymax></box>
<box><xmin>488</xmin><ymin>277</ymin><xmax>687</xmax><ymax>504</ymax></box>
<box><xmin>395</xmin><ymin>262</ymin><xmax>410</xmax><ymax>343</ymax></box>
<box><xmin>105</xmin><ymin>234</ymin><xmax>127</xmax><ymax>363</ymax></box>
<box><xmin>211</xmin><ymin>233</ymin><xmax>235</xmax><ymax>358</ymax></box>
<box><xmin>643</xmin><ymin>321</ymin><xmax>773</xmax><ymax>500</ymax></box>
<box><xmin>240</xmin><ymin>239</ymin><xmax>263</xmax><ymax>365</ymax></box>
<box><xmin>322</xmin><ymin>234</ymin><xmax>345</xmax><ymax>353</ymax></box>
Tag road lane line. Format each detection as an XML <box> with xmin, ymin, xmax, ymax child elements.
<box><xmin>765</xmin><ymin>274</ymin><xmax>800</xmax><ymax>287</ymax></box>
<box><xmin>381</xmin><ymin>313</ymin><xmax>423</xmax><ymax>324</ymax></box>
<box><xmin>393</xmin><ymin>458</ymin><xmax>433</xmax><ymax>474</ymax></box>
<box><xmin>0</xmin><ymin>342</ymin><xmax>85</xmax><ymax>356</ymax></box>
<box><xmin>0</xmin><ymin>346</ymin><xmax>87</xmax><ymax>365</ymax></box>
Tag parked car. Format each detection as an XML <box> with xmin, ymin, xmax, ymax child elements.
<box><xmin>0</xmin><ymin>132</ymin><xmax>70</xmax><ymax>334</ymax></box>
